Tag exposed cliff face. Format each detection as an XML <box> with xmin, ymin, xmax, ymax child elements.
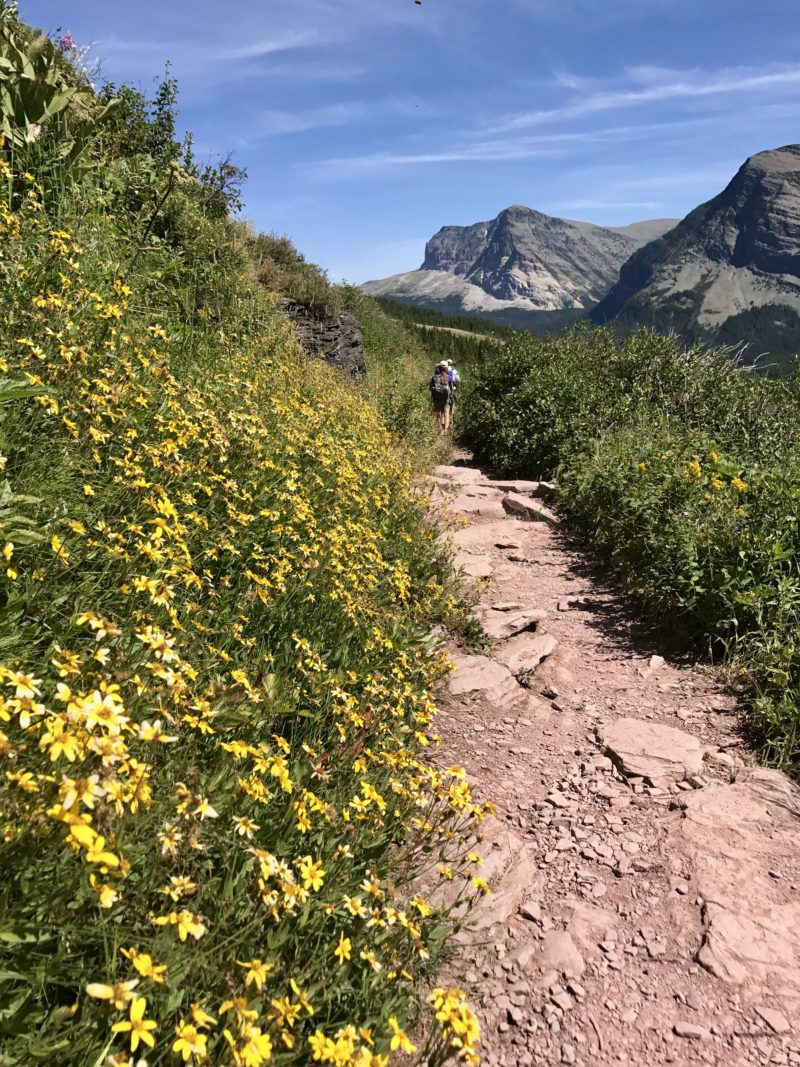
<box><xmin>279</xmin><ymin>299</ymin><xmax>367</xmax><ymax>380</ymax></box>
<box><xmin>363</xmin><ymin>207</ymin><xmax>676</xmax><ymax>318</ymax></box>
<box><xmin>590</xmin><ymin>145</ymin><xmax>800</xmax><ymax>363</ymax></box>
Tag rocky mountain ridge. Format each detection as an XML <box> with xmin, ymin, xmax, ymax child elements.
<box><xmin>590</xmin><ymin>144</ymin><xmax>800</xmax><ymax>363</ymax></box>
<box><xmin>362</xmin><ymin>206</ymin><xmax>677</xmax><ymax>325</ymax></box>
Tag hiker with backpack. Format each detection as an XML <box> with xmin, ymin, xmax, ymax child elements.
<box><xmin>430</xmin><ymin>362</ymin><xmax>452</xmax><ymax>434</ymax></box>
<box><xmin>447</xmin><ymin>359</ymin><xmax>460</xmax><ymax>416</ymax></box>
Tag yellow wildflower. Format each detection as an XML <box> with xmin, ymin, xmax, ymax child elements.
<box><xmin>333</xmin><ymin>932</ymin><xmax>351</xmax><ymax>965</ymax></box>
<box><xmin>173</xmin><ymin>1020</ymin><xmax>208</xmax><ymax>1062</ymax></box>
<box><xmin>237</xmin><ymin>958</ymin><xmax>274</xmax><ymax>990</ymax></box>
<box><xmin>388</xmin><ymin>1017</ymin><xmax>415</xmax><ymax>1053</ymax></box>
<box><xmin>121</xmin><ymin>947</ymin><xmax>168</xmax><ymax>985</ymax></box>
<box><xmin>111</xmin><ymin>996</ymin><xmax>157</xmax><ymax>1052</ymax></box>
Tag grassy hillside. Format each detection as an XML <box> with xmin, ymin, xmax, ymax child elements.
<box><xmin>0</xmin><ymin>12</ymin><xmax>483</xmax><ymax>1066</ymax></box>
<box><xmin>461</xmin><ymin>325</ymin><xmax>800</xmax><ymax>774</ymax></box>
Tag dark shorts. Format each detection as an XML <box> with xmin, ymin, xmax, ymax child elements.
<box><xmin>432</xmin><ymin>396</ymin><xmax>448</xmax><ymax>413</ymax></box>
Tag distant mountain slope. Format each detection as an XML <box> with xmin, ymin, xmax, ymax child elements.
<box><xmin>590</xmin><ymin>145</ymin><xmax>800</xmax><ymax>365</ymax></box>
<box><xmin>362</xmin><ymin>207</ymin><xmax>677</xmax><ymax>322</ymax></box>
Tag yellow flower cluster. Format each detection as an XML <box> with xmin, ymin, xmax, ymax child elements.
<box><xmin>430</xmin><ymin>988</ymin><xmax>481</xmax><ymax>1066</ymax></box>
<box><xmin>0</xmin><ymin>175</ymin><xmax>487</xmax><ymax>1063</ymax></box>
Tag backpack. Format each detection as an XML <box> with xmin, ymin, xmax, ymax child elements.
<box><xmin>431</xmin><ymin>374</ymin><xmax>450</xmax><ymax>398</ymax></box>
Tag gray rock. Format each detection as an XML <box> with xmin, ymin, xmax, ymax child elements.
<box><xmin>480</xmin><ymin>478</ymin><xmax>542</xmax><ymax>494</ymax></box>
<box><xmin>673</xmin><ymin>1022</ymin><xmax>710</xmax><ymax>1040</ymax></box>
<box><xmin>670</xmin><ymin>771</ymin><xmax>800</xmax><ymax>1002</ymax></box>
<box><xmin>755</xmin><ymin>1006</ymin><xmax>791</xmax><ymax>1034</ymax></box>
<box><xmin>532</xmin><ymin>932</ymin><xmax>585</xmax><ymax>978</ymax></box>
<box><xmin>454</xmin><ymin>553</ymin><xmax>494</xmax><ymax>578</ymax></box>
<box><xmin>507</xmin><ymin>1005</ymin><xmax>524</xmax><ymax>1026</ymax></box>
<box><xmin>447</xmin><ymin>655</ymin><xmax>521</xmax><ymax>708</ymax></box>
<box><xmin>479</xmin><ymin>607</ymin><xmax>547</xmax><ymax>640</ymax></box>
<box><xmin>598</xmin><ymin>717</ymin><xmax>705</xmax><ymax>784</ymax></box>
<box><xmin>279</xmin><ymin>299</ymin><xmax>366</xmax><ymax>379</ymax></box>
<box><xmin>496</xmin><ymin>633</ymin><xmax>559</xmax><ymax>675</ymax></box>
<box><xmin>502</xmin><ymin>493</ymin><xmax>561</xmax><ymax>526</ymax></box>
<box><xmin>520</xmin><ymin>901</ymin><xmax>542</xmax><ymax>923</ymax></box>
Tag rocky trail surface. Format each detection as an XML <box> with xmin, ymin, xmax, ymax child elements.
<box><xmin>429</xmin><ymin>454</ymin><xmax>800</xmax><ymax>1067</ymax></box>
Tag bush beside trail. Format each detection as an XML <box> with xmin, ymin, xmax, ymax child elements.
<box><xmin>0</xmin><ymin>13</ymin><xmax>484</xmax><ymax>1067</ymax></box>
<box><xmin>461</xmin><ymin>325</ymin><xmax>800</xmax><ymax>772</ymax></box>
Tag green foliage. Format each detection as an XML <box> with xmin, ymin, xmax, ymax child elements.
<box><xmin>0</xmin><ymin>10</ymin><xmax>77</xmax><ymax>148</ymax></box>
<box><xmin>0</xmin><ymin>8</ymin><xmax>122</xmax><ymax>192</ymax></box>
<box><xmin>460</xmin><ymin>324</ymin><xmax>800</xmax><ymax>773</ymax></box>
<box><xmin>250</xmin><ymin>230</ymin><xmax>343</xmax><ymax>317</ymax></box>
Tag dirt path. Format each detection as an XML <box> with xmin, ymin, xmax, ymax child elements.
<box><xmin>430</xmin><ymin>455</ymin><xmax>800</xmax><ymax>1067</ymax></box>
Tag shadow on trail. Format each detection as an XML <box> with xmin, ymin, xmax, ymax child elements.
<box><xmin>550</xmin><ymin>526</ymin><xmax>707</xmax><ymax>668</ymax></box>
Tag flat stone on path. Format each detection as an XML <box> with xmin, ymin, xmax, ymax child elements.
<box><xmin>479</xmin><ymin>607</ymin><xmax>547</xmax><ymax>640</ymax></box>
<box><xmin>447</xmin><ymin>654</ymin><xmax>521</xmax><ymax>708</ymax></box>
<box><xmin>452</xmin><ymin>519</ymin><xmax>529</xmax><ymax>553</ymax></box>
<box><xmin>454</xmin><ymin>553</ymin><xmax>493</xmax><ymax>578</ymax></box>
<box><xmin>533</xmin><ymin>932</ymin><xmax>585</xmax><ymax>978</ymax></box>
<box><xmin>434</xmin><ymin>464</ymin><xmax>482</xmax><ymax>482</ymax></box>
<box><xmin>502</xmin><ymin>492</ymin><xmax>561</xmax><ymax>526</ymax></box>
<box><xmin>449</xmin><ymin>495</ymin><xmax>507</xmax><ymax>522</ymax></box>
<box><xmin>671</xmin><ymin>769</ymin><xmax>800</xmax><ymax>1002</ymax></box>
<box><xmin>755</xmin><ymin>1006</ymin><xmax>791</xmax><ymax>1034</ymax></box>
<box><xmin>480</xmin><ymin>478</ymin><xmax>542</xmax><ymax>494</ymax></box>
<box><xmin>673</xmin><ymin>1022</ymin><xmax>710</xmax><ymax>1040</ymax></box>
<box><xmin>496</xmin><ymin>632</ymin><xmax>559</xmax><ymax>675</ymax></box>
<box><xmin>435</xmin><ymin>822</ymin><xmax>542</xmax><ymax>932</ymax></box>
<box><xmin>598</xmin><ymin>717</ymin><xmax>705</xmax><ymax>784</ymax></box>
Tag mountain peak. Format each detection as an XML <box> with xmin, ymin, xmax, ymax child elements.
<box><xmin>589</xmin><ymin>143</ymin><xmax>800</xmax><ymax>362</ymax></box>
<box><xmin>372</xmin><ymin>205</ymin><xmax>677</xmax><ymax>314</ymax></box>
<box><xmin>745</xmin><ymin>143</ymin><xmax>800</xmax><ymax>175</ymax></box>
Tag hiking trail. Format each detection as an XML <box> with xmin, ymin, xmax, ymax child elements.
<box><xmin>429</xmin><ymin>452</ymin><xmax>800</xmax><ymax>1067</ymax></box>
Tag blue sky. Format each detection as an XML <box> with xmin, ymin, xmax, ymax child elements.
<box><xmin>22</xmin><ymin>0</ymin><xmax>800</xmax><ymax>282</ymax></box>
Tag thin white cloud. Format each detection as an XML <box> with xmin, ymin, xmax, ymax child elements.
<box><xmin>314</xmin><ymin>144</ymin><xmax>566</xmax><ymax>177</ymax></box>
<box><xmin>308</xmin><ymin>115</ymin><xmax>721</xmax><ymax>177</ymax></box>
<box><xmin>222</xmin><ymin>33</ymin><xmax>320</xmax><ymax>60</ymax></box>
<box><xmin>260</xmin><ymin>102</ymin><xmax>369</xmax><ymax>136</ymax></box>
<box><xmin>303</xmin><ymin>59</ymin><xmax>800</xmax><ymax>180</ymax></box>
<box><xmin>495</xmin><ymin>64</ymin><xmax>800</xmax><ymax>132</ymax></box>
<box><xmin>258</xmin><ymin>95</ymin><xmax>431</xmax><ymax>138</ymax></box>
<box><xmin>96</xmin><ymin>29</ymin><xmax>316</xmax><ymax>64</ymax></box>
<box><xmin>556</xmin><ymin>199</ymin><xmax>661</xmax><ymax>211</ymax></box>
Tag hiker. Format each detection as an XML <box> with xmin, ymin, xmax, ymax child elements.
<box><xmin>447</xmin><ymin>359</ymin><xmax>460</xmax><ymax>416</ymax></box>
<box><xmin>430</xmin><ymin>361</ymin><xmax>452</xmax><ymax>434</ymax></box>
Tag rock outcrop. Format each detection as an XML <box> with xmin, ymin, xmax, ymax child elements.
<box><xmin>279</xmin><ymin>298</ymin><xmax>367</xmax><ymax>380</ymax></box>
